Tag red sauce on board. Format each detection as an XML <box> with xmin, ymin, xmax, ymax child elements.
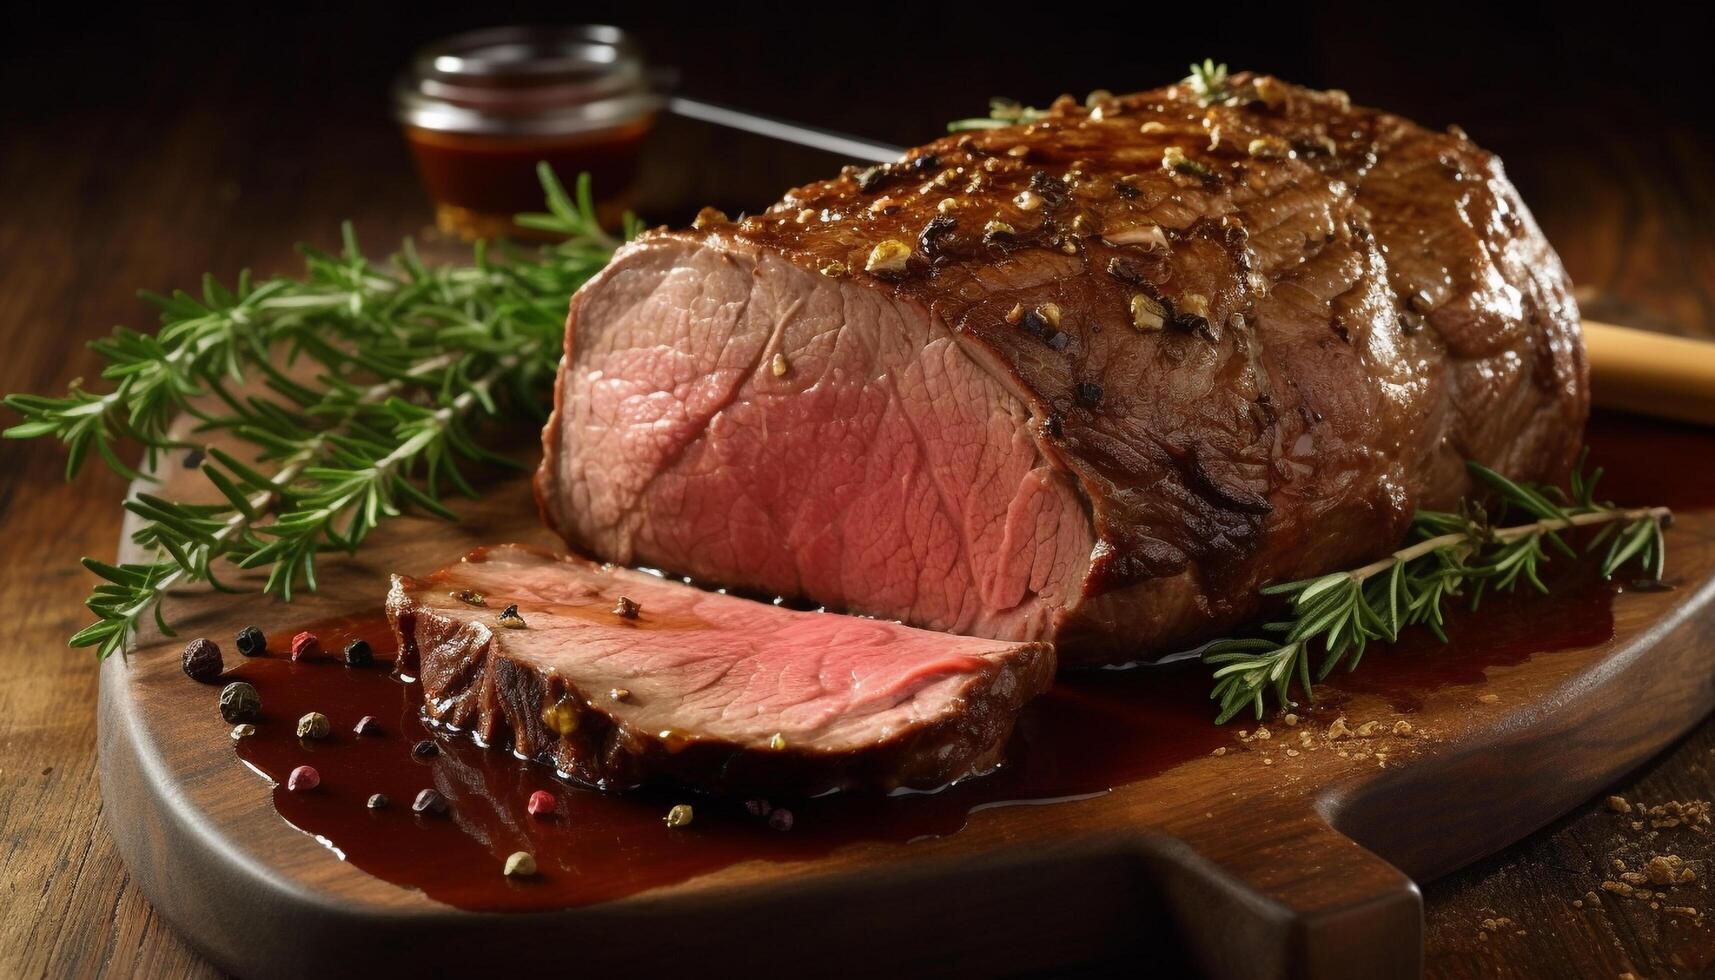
<box><xmin>227</xmin><ymin>412</ymin><xmax>1715</xmax><ymax>911</ymax></box>
<box><xmin>1319</xmin><ymin>563</ymin><xmax>1617</xmax><ymax>713</ymax></box>
<box><xmin>230</xmin><ymin>582</ymin><xmax>1614</xmax><ymax>912</ymax></box>
<box><xmin>232</xmin><ymin>616</ymin><xmax>1234</xmax><ymax>911</ymax></box>
<box><xmin>1584</xmin><ymin>411</ymin><xmax>1715</xmax><ymax>512</ymax></box>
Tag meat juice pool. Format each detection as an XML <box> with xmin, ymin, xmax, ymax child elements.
<box><xmin>228</xmin><ymin>411</ymin><xmax>1710</xmax><ymax>910</ymax></box>
<box><xmin>232</xmin><ymin>581</ymin><xmax>1616</xmax><ymax>911</ymax></box>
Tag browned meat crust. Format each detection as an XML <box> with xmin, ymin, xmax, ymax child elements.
<box><xmin>538</xmin><ymin>74</ymin><xmax>1586</xmax><ymax>664</ymax></box>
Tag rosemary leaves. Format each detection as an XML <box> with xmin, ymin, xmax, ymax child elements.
<box><xmin>1186</xmin><ymin>59</ymin><xmax>1232</xmax><ymax>106</ymax></box>
<box><xmin>947</xmin><ymin>97</ymin><xmax>1054</xmax><ymax>132</ymax></box>
<box><xmin>1203</xmin><ymin>455</ymin><xmax>1671</xmax><ymax>723</ymax></box>
<box><xmin>4</xmin><ymin>166</ymin><xmax>632</xmax><ymax>661</ymax></box>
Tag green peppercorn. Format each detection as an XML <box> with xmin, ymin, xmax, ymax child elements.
<box><xmin>235</xmin><ymin>625</ymin><xmax>267</xmax><ymax>657</ymax></box>
<box><xmin>503</xmin><ymin>851</ymin><xmax>537</xmax><ymax>877</ymax></box>
<box><xmin>219</xmin><ymin>682</ymin><xmax>260</xmax><ymax>723</ymax></box>
<box><xmin>297</xmin><ymin>712</ymin><xmax>331</xmax><ymax>740</ymax></box>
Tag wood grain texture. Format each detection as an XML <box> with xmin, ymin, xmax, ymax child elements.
<box><xmin>5</xmin><ymin>8</ymin><xmax>1715</xmax><ymax>979</ymax></box>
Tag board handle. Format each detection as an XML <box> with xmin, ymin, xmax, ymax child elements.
<box><xmin>1138</xmin><ymin>815</ymin><xmax>1421</xmax><ymax>980</ymax></box>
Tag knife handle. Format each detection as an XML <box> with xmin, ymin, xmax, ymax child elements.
<box><xmin>1584</xmin><ymin>320</ymin><xmax>1715</xmax><ymax>427</ymax></box>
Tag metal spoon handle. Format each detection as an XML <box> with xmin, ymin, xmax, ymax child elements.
<box><xmin>667</xmin><ymin>97</ymin><xmax>903</xmax><ymax>164</ymax></box>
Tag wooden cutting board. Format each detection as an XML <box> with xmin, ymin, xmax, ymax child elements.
<box><xmin>97</xmin><ymin>413</ymin><xmax>1715</xmax><ymax>980</ymax></box>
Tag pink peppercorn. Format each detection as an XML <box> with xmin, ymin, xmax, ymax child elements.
<box><xmin>290</xmin><ymin>631</ymin><xmax>320</xmax><ymax>662</ymax></box>
<box><xmin>287</xmin><ymin>765</ymin><xmax>320</xmax><ymax>791</ymax></box>
<box><xmin>526</xmin><ymin>790</ymin><xmax>557</xmax><ymax>817</ymax></box>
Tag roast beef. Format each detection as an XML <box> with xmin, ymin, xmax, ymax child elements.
<box><xmin>536</xmin><ymin>74</ymin><xmax>1587</xmax><ymax>666</ymax></box>
<box><xmin>387</xmin><ymin>545</ymin><xmax>1054</xmax><ymax>795</ymax></box>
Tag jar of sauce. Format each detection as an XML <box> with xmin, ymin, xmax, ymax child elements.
<box><xmin>394</xmin><ymin>25</ymin><xmax>660</xmax><ymax>241</ymax></box>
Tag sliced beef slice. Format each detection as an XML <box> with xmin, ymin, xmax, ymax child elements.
<box><xmin>536</xmin><ymin>75</ymin><xmax>1586</xmax><ymax>666</ymax></box>
<box><xmin>387</xmin><ymin>544</ymin><xmax>1055</xmax><ymax>796</ymax></box>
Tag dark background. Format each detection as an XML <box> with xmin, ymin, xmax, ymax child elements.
<box><xmin>9</xmin><ymin>1</ymin><xmax>1713</xmax><ymax>146</ymax></box>
<box><xmin>4</xmin><ymin>3</ymin><xmax>1715</xmax><ymax>978</ymax></box>
<box><xmin>5</xmin><ymin>2</ymin><xmax>1712</xmax><ymax>334</ymax></box>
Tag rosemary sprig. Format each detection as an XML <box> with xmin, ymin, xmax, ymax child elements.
<box><xmin>5</xmin><ymin>165</ymin><xmax>629</xmax><ymax>660</ymax></box>
<box><xmin>947</xmin><ymin>60</ymin><xmax>1233</xmax><ymax>132</ymax></box>
<box><xmin>1186</xmin><ymin>59</ymin><xmax>1232</xmax><ymax>106</ymax></box>
<box><xmin>1203</xmin><ymin>455</ymin><xmax>1672</xmax><ymax>723</ymax></box>
<box><xmin>947</xmin><ymin>97</ymin><xmax>1054</xmax><ymax>132</ymax></box>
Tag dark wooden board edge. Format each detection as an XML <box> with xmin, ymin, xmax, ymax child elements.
<box><xmin>1333</xmin><ymin>565</ymin><xmax>1715</xmax><ymax>881</ymax></box>
<box><xmin>102</xmin><ymin>680</ymin><xmax>1423</xmax><ymax>980</ymax></box>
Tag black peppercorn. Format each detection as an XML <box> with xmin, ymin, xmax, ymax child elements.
<box><xmin>918</xmin><ymin>214</ymin><xmax>957</xmax><ymax>257</ymax></box>
<box><xmin>353</xmin><ymin>715</ymin><xmax>381</xmax><ymax>736</ymax></box>
<box><xmin>1172</xmin><ymin>312</ymin><xmax>1211</xmax><ymax>336</ymax></box>
<box><xmin>234</xmin><ymin>625</ymin><xmax>267</xmax><ymax>657</ymax></box>
<box><xmin>181</xmin><ymin>638</ymin><xmax>223</xmax><ymax>683</ymax></box>
<box><xmin>367</xmin><ymin>793</ymin><xmax>390</xmax><ymax>810</ymax></box>
<box><xmin>413</xmin><ymin>788</ymin><xmax>448</xmax><ymax>815</ymax></box>
<box><xmin>412</xmin><ymin>739</ymin><xmax>439</xmax><ymax>759</ymax></box>
<box><xmin>343</xmin><ymin>638</ymin><xmax>374</xmax><ymax>667</ymax></box>
<box><xmin>1027</xmin><ymin>170</ymin><xmax>1069</xmax><ymax>209</ymax></box>
<box><xmin>1017</xmin><ymin>309</ymin><xmax>1051</xmax><ymax>340</ymax></box>
<box><xmin>745</xmin><ymin>799</ymin><xmax>773</xmax><ymax>818</ymax></box>
<box><xmin>768</xmin><ymin>808</ymin><xmax>796</xmax><ymax>831</ymax></box>
<box><xmin>853</xmin><ymin>165</ymin><xmax>892</xmax><ymax>193</ymax></box>
<box><xmin>218</xmin><ymin>681</ymin><xmax>260</xmax><ymax>723</ymax></box>
<box><xmin>1074</xmin><ymin>382</ymin><xmax>1104</xmax><ymax>408</ymax></box>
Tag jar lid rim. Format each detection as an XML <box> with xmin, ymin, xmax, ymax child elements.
<box><xmin>410</xmin><ymin>24</ymin><xmax>643</xmax><ymax>82</ymax></box>
<box><xmin>395</xmin><ymin>25</ymin><xmax>661</xmax><ymax>135</ymax></box>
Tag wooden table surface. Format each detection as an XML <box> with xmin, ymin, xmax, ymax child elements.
<box><xmin>3</xmin><ymin>8</ymin><xmax>1713</xmax><ymax>978</ymax></box>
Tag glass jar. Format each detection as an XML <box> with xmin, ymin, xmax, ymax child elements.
<box><xmin>394</xmin><ymin>25</ymin><xmax>660</xmax><ymax>240</ymax></box>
